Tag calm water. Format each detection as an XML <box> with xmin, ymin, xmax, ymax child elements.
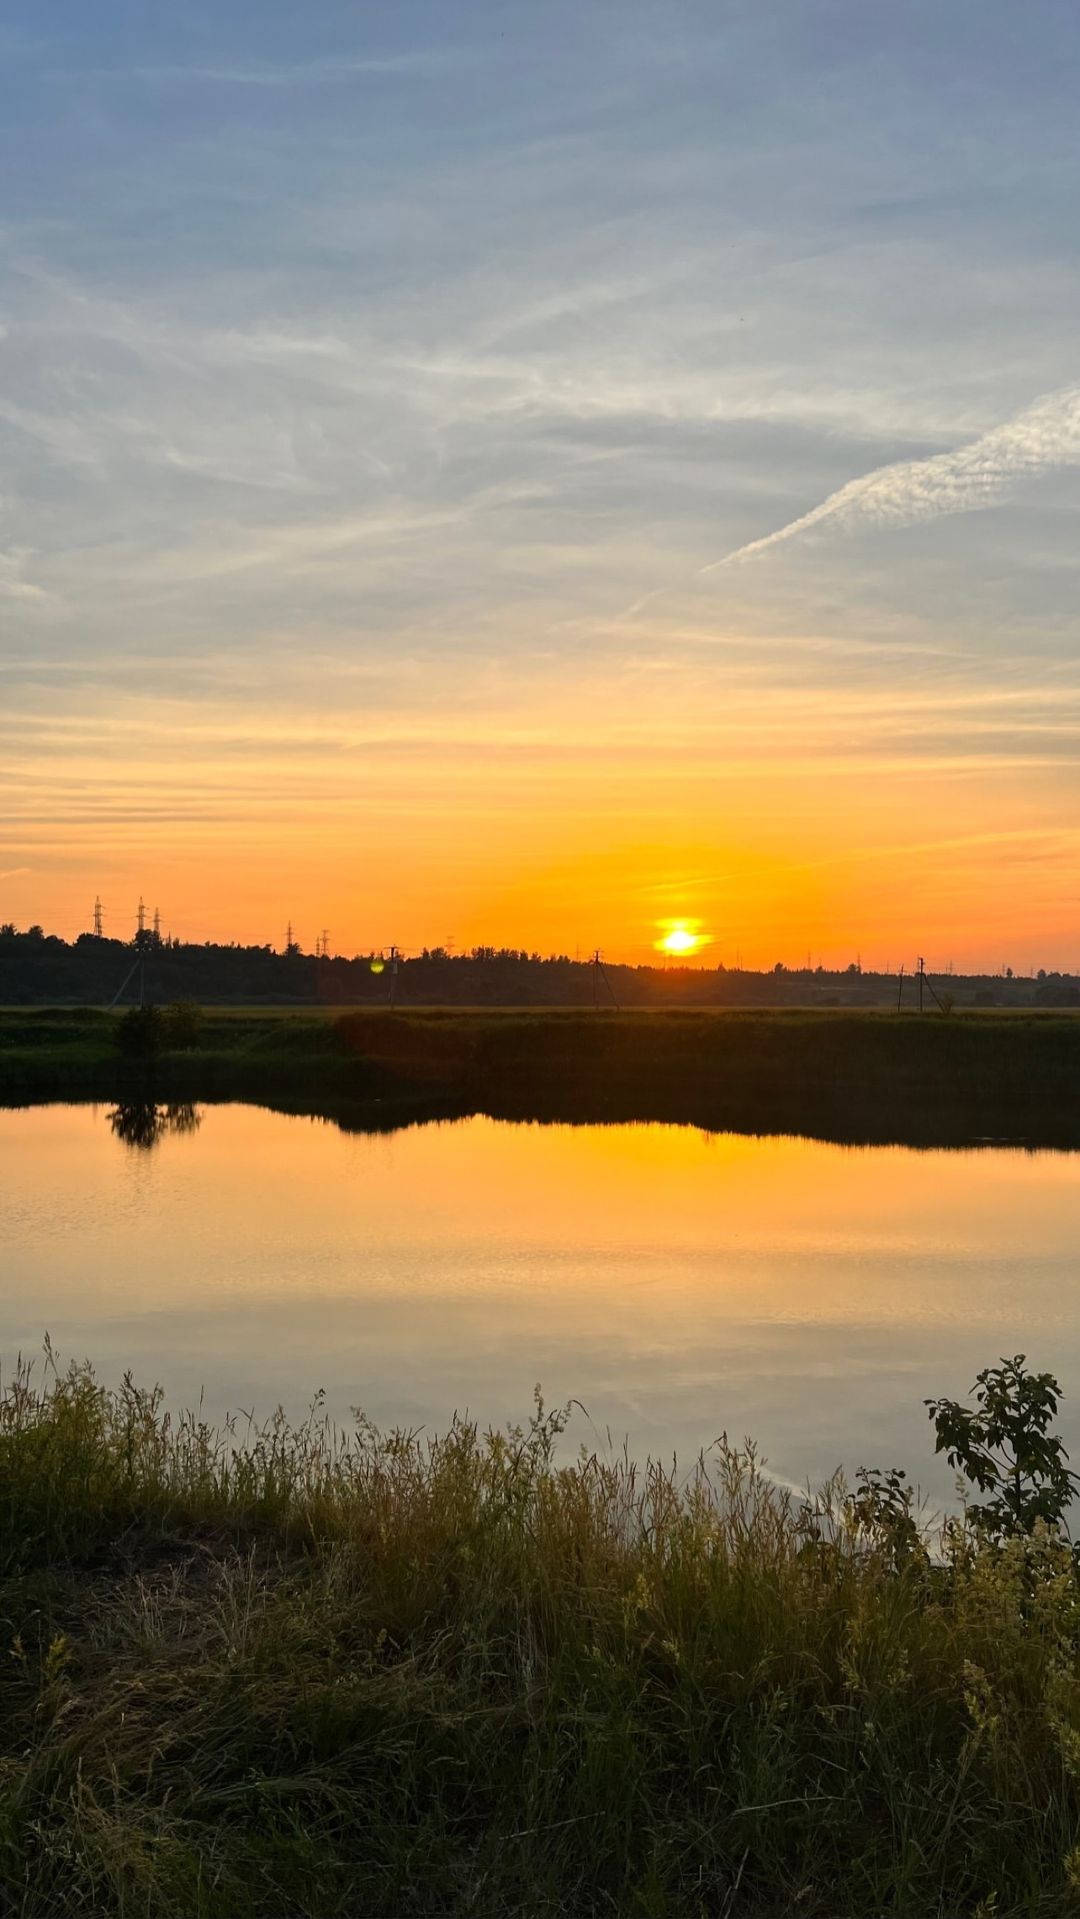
<box><xmin>4</xmin><ymin>1101</ymin><xmax>1080</xmax><ymax>1504</ymax></box>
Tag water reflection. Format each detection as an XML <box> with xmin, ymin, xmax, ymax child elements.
<box><xmin>107</xmin><ymin>1102</ymin><xmax>202</xmax><ymax>1150</ymax></box>
<box><xmin>4</xmin><ymin>1101</ymin><xmax>1080</xmax><ymax>1505</ymax></box>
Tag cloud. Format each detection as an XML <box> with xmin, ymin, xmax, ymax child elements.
<box><xmin>0</xmin><ymin>550</ymin><xmax>47</xmax><ymax>602</ymax></box>
<box><xmin>703</xmin><ymin>383</ymin><xmax>1080</xmax><ymax>571</ymax></box>
<box><xmin>110</xmin><ymin>51</ymin><xmax>461</xmax><ymax>88</ymax></box>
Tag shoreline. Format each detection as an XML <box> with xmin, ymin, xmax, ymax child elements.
<box><xmin>2</xmin><ymin>1004</ymin><xmax>1079</xmax><ymax>1150</ymax></box>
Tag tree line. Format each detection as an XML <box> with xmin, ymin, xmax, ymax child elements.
<box><xmin>1</xmin><ymin>923</ymin><xmax>1078</xmax><ymax>1006</ymax></box>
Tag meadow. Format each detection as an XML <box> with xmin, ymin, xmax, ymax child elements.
<box><xmin>4</xmin><ymin>1353</ymin><xmax>1080</xmax><ymax>1916</ymax></box>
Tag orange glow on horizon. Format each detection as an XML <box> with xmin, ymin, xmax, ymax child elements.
<box><xmin>9</xmin><ymin>665</ymin><xmax>1080</xmax><ymax>972</ymax></box>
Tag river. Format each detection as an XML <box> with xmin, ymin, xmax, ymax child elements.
<box><xmin>5</xmin><ymin>1100</ymin><xmax>1078</xmax><ymax>1506</ymax></box>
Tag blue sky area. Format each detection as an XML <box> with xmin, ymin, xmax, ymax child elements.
<box><xmin>2</xmin><ymin>3</ymin><xmax>1079</xmax><ymax>961</ymax></box>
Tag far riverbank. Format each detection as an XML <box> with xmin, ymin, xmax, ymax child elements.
<box><xmin>1</xmin><ymin>1005</ymin><xmax>1078</xmax><ymax>1149</ymax></box>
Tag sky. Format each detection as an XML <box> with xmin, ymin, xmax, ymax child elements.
<box><xmin>2</xmin><ymin>0</ymin><xmax>1080</xmax><ymax>968</ymax></box>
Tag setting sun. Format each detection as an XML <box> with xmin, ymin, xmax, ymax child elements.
<box><xmin>655</xmin><ymin>921</ymin><xmax>707</xmax><ymax>958</ymax></box>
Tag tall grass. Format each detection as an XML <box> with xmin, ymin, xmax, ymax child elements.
<box><xmin>4</xmin><ymin>1359</ymin><xmax>1080</xmax><ymax>1914</ymax></box>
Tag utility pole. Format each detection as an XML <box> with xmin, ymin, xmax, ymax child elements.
<box><xmin>92</xmin><ymin>895</ymin><xmax>103</xmax><ymax>938</ymax></box>
<box><xmin>388</xmin><ymin>944</ymin><xmax>399</xmax><ymax>1007</ymax></box>
<box><xmin>108</xmin><ymin>947</ymin><xmax>146</xmax><ymax>1009</ymax></box>
<box><xmin>590</xmin><ymin>948</ymin><xmax>619</xmax><ymax>1011</ymax></box>
<box><xmin>917</xmin><ymin>955</ymin><xmax>925</xmax><ymax>1015</ymax></box>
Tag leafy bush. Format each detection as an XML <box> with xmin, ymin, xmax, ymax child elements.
<box><xmin>162</xmin><ymin>999</ymin><xmax>204</xmax><ymax>1049</ymax></box>
<box><xmin>927</xmin><ymin>1353</ymin><xmax>1080</xmax><ymax>1539</ymax></box>
<box><xmin>845</xmin><ymin>1464</ymin><xmax>927</xmax><ymax>1567</ymax></box>
<box><xmin>114</xmin><ymin>1003</ymin><xmax>165</xmax><ymax>1058</ymax></box>
<box><xmin>113</xmin><ymin>1002</ymin><xmax>205</xmax><ymax>1057</ymax></box>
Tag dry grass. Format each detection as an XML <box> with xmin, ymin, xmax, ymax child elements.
<box><xmin>3</xmin><ymin>1355</ymin><xmax>1080</xmax><ymax>1914</ymax></box>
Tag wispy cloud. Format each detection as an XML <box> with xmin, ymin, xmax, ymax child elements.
<box><xmin>107</xmin><ymin>51</ymin><xmax>461</xmax><ymax>88</ymax></box>
<box><xmin>703</xmin><ymin>384</ymin><xmax>1080</xmax><ymax>571</ymax></box>
<box><xmin>0</xmin><ymin>549</ymin><xmax>47</xmax><ymax>602</ymax></box>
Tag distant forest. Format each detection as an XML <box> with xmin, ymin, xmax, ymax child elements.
<box><xmin>1</xmin><ymin>924</ymin><xmax>1077</xmax><ymax>1008</ymax></box>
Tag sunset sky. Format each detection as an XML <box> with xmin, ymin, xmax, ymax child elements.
<box><xmin>3</xmin><ymin>1</ymin><xmax>1080</xmax><ymax>968</ymax></box>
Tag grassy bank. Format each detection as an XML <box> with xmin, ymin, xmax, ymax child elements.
<box><xmin>2</xmin><ymin>1005</ymin><xmax>1080</xmax><ymax>1146</ymax></box>
<box><xmin>4</xmin><ymin>1358</ymin><xmax>1080</xmax><ymax>1916</ymax></box>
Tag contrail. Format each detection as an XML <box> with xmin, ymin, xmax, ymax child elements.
<box><xmin>701</xmin><ymin>383</ymin><xmax>1080</xmax><ymax>572</ymax></box>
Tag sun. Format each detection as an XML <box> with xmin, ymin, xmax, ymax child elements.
<box><xmin>655</xmin><ymin>919</ymin><xmax>707</xmax><ymax>958</ymax></box>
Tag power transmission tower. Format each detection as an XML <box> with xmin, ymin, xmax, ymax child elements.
<box><xmin>318</xmin><ymin>929</ymin><xmax>330</xmax><ymax>960</ymax></box>
<box><xmin>92</xmin><ymin>895</ymin><xmax>103</xmax><ymax>938</ymax></box>
<box><xmin>137</xmin><ymin>897</ymin><xmax>146</xmax><ymax>939</ymax></box>
<box><xmin>152</xmin><ymin>905</ymin><xmax>161</xmax><ymax>946</ymax></box>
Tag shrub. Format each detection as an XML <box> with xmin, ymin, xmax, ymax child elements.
<box><xmin>927</xmin><ymin>1354</ymin><xmax>1080</xmax><ymax>1539</ymax></box>
<box><xmin>162</xmin><ymin>999</ymin><xmax>204</xmax><ymax>1049</ymax></box>
<box><xmin>114</xmin><ymin>1004</ymin><xmax>165</xmax><ymax>1058</ymax></box>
